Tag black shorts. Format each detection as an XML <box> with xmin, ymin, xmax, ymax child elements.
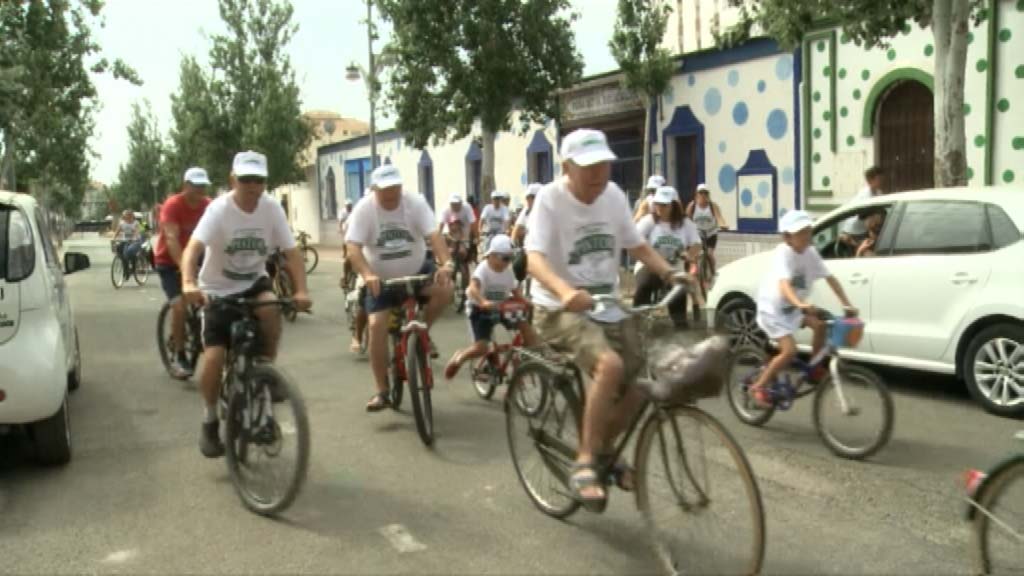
<box><xmin>702</xmin><ymin>234</ymin><xmax>719</xmax><ymax>250</ymax></box>
<box><xmin>201</xmin><ymin>277</ymin><xmax>274</xmax><ymax>349</ymax></box>
<box><xmin>363</xmin><ymin>261</ymin><xmax>436</xmax><ymax>314</ymax></box>
<box><xmin>467</xmin><ymin>307</ymin><xmax>519</xmax><ymax>342</ymax></box>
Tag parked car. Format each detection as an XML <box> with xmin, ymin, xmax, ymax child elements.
<box><xmin>0</xmin><ymin>191</ymin><xmax>91</xmax><ymax>464</ymax></box>
<box><xmin>707</xmin><ymin>187</ymin><xmax>1024</xmax><ymax>417</ymax></box>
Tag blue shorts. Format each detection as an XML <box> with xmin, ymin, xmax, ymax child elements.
<box><xmin>156</xmin><ymin>265</ymin><xmax>182</xmax><ymax>300</ymax></box>
<box><xmin>363</xmin><ymin>261</ymin><xmax>436</xmax><ymax>314</ymax></box>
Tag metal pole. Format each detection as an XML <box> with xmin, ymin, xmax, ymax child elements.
<box><xmin>367</xmin><ymin>0</ymin><xmax>377</xmax><ymax>169</ymax></box>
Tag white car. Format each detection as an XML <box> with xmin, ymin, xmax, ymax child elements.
<box><xmin>0</xmin><ymin>191</ymin><xmax>90</xmax><ymax>464</ymax></box>
<box><xmin>707</xmin><ymin>187</ymin><xmax>1024</xmax><ymax>417</ymax></box>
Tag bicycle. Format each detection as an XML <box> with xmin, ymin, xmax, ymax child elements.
<box><xmin>157</xmin><ymin>296</ymin><xmax>203</xmax><ymax>378</ymax></box>
<box><xmin>209</xmin><ymin>295</ymin><xmax>310</xmax><ymax>516</ymax></box>
<box><xmin>344</xmin><ymin>277</ymin><xmax>368</xmax><ymax>355</ymax></box>
<box><xmin>470</xmin><ymin>299</ymin><xmax>530</xmax><ymax>400</ymax></box>
<box><xmin>726</xmin><ymin>309</ymin><xmax>894</xmax><ymax>460</ymax></box>
<box><xmin>296</xmin><ymin>230</ymin><xmax>318</xmax><ymax>275</ymax></box>
<box><xmin>505</xmin><ymin>282</ymin><xmax>765</xmax><ymax>575</ymax></box>
<box><xmin>965</xmin><ymin>430</ymin><xmax>1024</xmax><ymax>574</ymax></box>
<box><xmin>110</xmin><ymin>239</ymin><xmax>149</xmax><ymax>289</ymax></box>
<box><xmin>382</xmin><ymin>274</ymin><xmax>437</xmax><ymax>447</ymax></box>
<box><xmin>447</xmin><ymin>238</ymin><xmax>471</xmax><ymax>313</ymax></box>
<box><xmin>267</xmin><ymin>250</ymin><xmax>298</xmax><ymax>323</ymax></box>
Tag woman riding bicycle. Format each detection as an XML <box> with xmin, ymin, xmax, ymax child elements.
<box><xmin>633</xmin><ymin>186</ymin><xmax>700</xmax><ymax>328</ymax></box>
<box><xmin>686</xmin><ymin>183</ymin><xmax>728</xmax><ymax>276</ymax></box>
<box><xmin>113</xmin><ymin>210</ymin><xmax>144</xmax><ymax>279</ymax></box>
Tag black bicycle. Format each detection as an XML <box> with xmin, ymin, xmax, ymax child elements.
<box><xmin>110</xmin><ymin>239</ymin><xmax>150</xmax><ymax>289</ymax></box>
<box><xmin>267</xmin><ymin>250</ymin><xmax>298</xmax><ymax>323</ymax></box>
<box><xmin>296</xmin><ymin>230</ymin><xmax>318</xmax><ymax>275</ymax></box>
<box><xmin>210</xmin><ymin>296</ymin><xmax>310</xmax><ymax>516</ymax></box>
<box><xmin>157</xmin><ymin>296</ymin><xmax>203</xmax><ymax>378</ymax></box>
<box><xmin>448</xmin><ymin>239</ymin><xmax>471</xmax><ymax>313</ymax></box>
<box><xmin>505</xmin><ymin>282</ymin><xmax>765</xmax><ymax>575</ymax></box>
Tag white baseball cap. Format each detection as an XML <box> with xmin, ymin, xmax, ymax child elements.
<box><xmin>492</xmin><ymin>190</ymin><xmax>508</xmax><ymax>199</ymax></box>
<box><xmin>233</xmin><ymin>151</ymin><xmax>268</xmax><ymax>178</ymax></box>
<box><xmin>653</xmin><ymin>186</ymin><xmax>679</xmax><ymax>204</ymax></box>
<box><xmin>449</xmin><ymin>194</ymin><xmax>463</xmax><ymax>204</ymax></box>
<box><xmin>485</xmin><ymin>234</ymin><xmax>515</xmax><ymax>256</ymax></box>
<box><xmin>559</xmin><ymin>129</ymin><xmax>617</xmax><ymax>166</ymax></box>
<box><xmin>525</xmin><ymin>183</ymin><xmax>541</xmax><ymax>197</ymax></box>
<box><xmin>183</xmin><ymin>167</ymin><xmax>211</xmax><ymax>186</ymax></box>
<box><xmin>779</xmin><ymin>210</ymin><xmax>815</xmax><ymax>233</ymax></box>
<box><xmin>370</xmin><ymin>164</ymin><xmax>403</xmax><ymax>189</ymax></box>
<box><xmin>645</xmin><ymin>175</ymin><xmax>666</xmax><ymax>190</ymax></box>
<box><xmin>696</xmin><ymin>183</ymin><xmax>710</xmax><ymax>194</ymax></box>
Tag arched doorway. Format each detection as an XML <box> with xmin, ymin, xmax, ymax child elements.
<box><xmin>876</xmin><ymin>80</ymin><xmax>934</xmax><ymax>193</ymax></box>
<box><xmin>324</xmin><ymin>167</ymin><xmax>337</xmax><ymax>220</ymax></box>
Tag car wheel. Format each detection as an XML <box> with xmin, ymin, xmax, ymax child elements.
<box><xmin>716</xmin><ymin>297</ymin><xmax>767</xmax><ymax>350</ymax></box>
<box><xmin>963</xmin><ymin>323</ymin><xmax>1024</xmax><ymax>417</ymax></box>
<box><xmin>33</xmin><ymin>393</ymin><xmax>71</xmax><ymax>466</ymax></box>
<box><xmin>68</xmin><ymin>327</ymin><xmax>82</xmax><ymax>392</ymax></box>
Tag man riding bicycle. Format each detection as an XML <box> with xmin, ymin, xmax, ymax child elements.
<box><xmin>479</xmin><ymin>190</ymin><xmax>511</xmax><ymax>251</ymax></box>
<box><xmin>345</xmin><ymin>165</ymin><xmax>455</xmax><ymax>412</ymax></box>
<box><xmin>181</xmin><ymin>151</ymin><xmax>312</xmax><ymax>458</ymax></box>
<box><xmin>439</xmin><ymin>194</ymin><xmax>477</xmax><ymax>264</ymax></box>
<box><xmin>443</xmin><ymin>214</ymin><xmax>472</xmax><ymax>283</ymax></box>
<box><xmin>526</xmin><ymin>129</ymin><xmax>681</xmax><ymax>509</ymax></box>
<box><xmin>154</xmin><ymin>167</ymin><xmax>212</xmax><ymax>379</ymax></box>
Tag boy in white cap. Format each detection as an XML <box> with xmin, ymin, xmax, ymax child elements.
<box><xmin>632</xmin><ymin>174</ymin><xmax>666</xmax><ymax>222</ymax></box>
<box><xmin>479</xmin><ymin>190</ymin><xmax>511</xmax><ymax>250</ymax></box>
<box><xmin>443</xmin><ymin>233</ymin><xmax>537</xmax><ymax>380</ymax></box>
<box><xmin>345</xmin><ymin>164</ymin><xmax>455</xmax><ymax>412</ymax></box>
<box><xmin>527</xmin><ymin>128</ymin><xmax>680</xmax><ymax>509</ymax></box>
<box><xmin>182</xmin><ymin>151</ymin><xmax>312</xmax><ymax>458</ymax></box>
<box><xmin>748</xmin><ymin>210</ymin><xmax>857</xmax><ymax>407</ymax></box>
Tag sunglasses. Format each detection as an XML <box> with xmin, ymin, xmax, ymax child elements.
<box><xmin>238</xmin><ymin>176</ymin><xmax>266</xmax><ymax>185</ymax></box>
<box><xmin>499</xmin><ymin>255</ymin><xmax>514</xmax><ymax>263</ymax></box>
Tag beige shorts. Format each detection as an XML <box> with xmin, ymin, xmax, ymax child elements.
<box><xmin>532</xmin><ymin>308</ymin><xmax>645</xmax><ymax>386</ymax></box>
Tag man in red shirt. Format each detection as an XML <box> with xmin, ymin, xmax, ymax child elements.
<box><xmin>156</xmin><ymin>167</ymin><xmax>212</xmax><ymax>379</ymax></box>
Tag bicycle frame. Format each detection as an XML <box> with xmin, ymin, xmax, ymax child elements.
<box><xmin>388</xmin><ymin>280</ymin><xmax>433</xmax><ymax>389</ymax></box>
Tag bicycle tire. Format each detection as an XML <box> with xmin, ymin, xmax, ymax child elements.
<box><xmin>276</xmin><ymin>271</ymin><xmax>298</xmax><ymax>323</ymax></box>
<box><xmin>471</xmin><ymin>355</ymin><xmax>498</xmax><ymax>400</ymax></box>
<box><xmin>390</xmin><ymin>334</ymin><xmax>404</xmax><ymax>410</ymax></box>
<box><xmin>157</xmin><ymin>298</ymin><xmax>202</xmax><ymax>378</ymax></box>
<box><xmin>505</xmin><ymin>361</ymin><xmax>581</xmax><ymax>519</ymax></box>
<box><xmin>407</xmin><ymin>335</ymin><xmax>434</xmax><ymax>446</ymax></box>
<box><xmin>812</xmin><ymin>362</ymin><xmax>894</xmax><ymax>460</ymax></box>
<box><xmin>634</xmin><ymin>405</ymin><xmax>765</xmax><ymax>576</ymax></box>
<box><xmin>971</xmin><ymin>456</ymin><xmax>1024</xmax><ymax>574</ymax></box>
<box><xmin>224</xmin><ymin>363</ymin><xmax>310</xmax><ymax>516</ymax></box>
<box><xmin>303</xmin><ymin>246</ymin><xmax>318</xmax><ymax>275</ymax></box>
<box><xmin>134</xmin><ymin>254</ymin><xmax>150</xmax><ymax>286</ymax></box>
<box><xmin>110</xmin><ymin>257</ymin><xmax>124</xmax><ymax>289</ymax></box>
<box><xmin>725</xmin><ymin>346</ymin><xmax>776</xmax><ymax>426</ymax></box>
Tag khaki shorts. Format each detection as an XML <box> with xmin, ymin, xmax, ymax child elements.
<box><xmin>532</xmin><ymin>308</ymin><xmax>645</xmax><ymax>387</ymax></box>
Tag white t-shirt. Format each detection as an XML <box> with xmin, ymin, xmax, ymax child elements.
<box><xmin>479</xmin><ymin>204</ymin><xmax>510</xmax><ymax>236</ymax></box>
<box><xmin>756</xmin><ymin>243</ymin><xmax>831</xmax><ymax>318</ymax></box>
<box><xmin>514</xmin><ymin>205</ymin><xmax>532</xmax><ymax>230</ymax></box>
<box><xmin>842</xmin><ymin>186</ymin><xmax>874</xmax><ymax>235</ymax></box>
<box><xmin>440</xmin><ymin>204</ymin><xmax>476</xmax><ymax>230</ymax></box>
<box><xmin>634</xmin><ymin>215</ymin><xmax>700</xmax><ymax>271</ymax></box>
<box><xmin>470</xmin><ymin>260</ymin><xmax>517</xmax><ymax>303</ymax></box>
<box><xmin>526</xmin><ymin>178</ymin><xmax>642</xmax><ymax>317</ymax></box>
<box><xmin>692</xmin><ymin>203</ymin><xmax>719</xmax><ymax>236</ymax></box>
<box><xmin>345</xmin><ymin>192</ymin><xmax>436</xmax><ymax>280</ymax></box>
<box><xmin>118</xmin><ymin>220</ymin><xmax>140</xmax><ymax>241</ymax></box>
<box><xmin>193</xmin><ymin>192</ymin><xmax>296</xmax><ymax>297</ymax></box>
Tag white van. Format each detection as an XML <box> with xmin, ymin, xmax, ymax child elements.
<box><xmin>0</xmin><ymin>191</ymin><xmax>90</xmax><ymax>465</ymax></box>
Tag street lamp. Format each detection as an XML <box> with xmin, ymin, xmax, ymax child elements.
<box><xmin>347</xmin><ymin>0</ymin><xmax>379</xmax><ymax>169</ymax></box>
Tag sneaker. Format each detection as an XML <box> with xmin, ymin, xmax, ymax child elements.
<box><xmin>429</xmin><ymin>338</ymin><xmax>439</xmax><ymax>359</ymax></box>
<box><xmin>170</xmin><ymin>358</ymin><xmax>193</xmax><ymax>380</ymax></box>
<box><xmin>199</xmin><ymin>420</ymin><xmax>225</xmax><ymax>458</ymax></box>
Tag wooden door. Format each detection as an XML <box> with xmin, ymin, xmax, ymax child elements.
<box><xmin>877</xmin><ymin>81</ymin><xmax>934</xmax><ymax>193</ymax></box>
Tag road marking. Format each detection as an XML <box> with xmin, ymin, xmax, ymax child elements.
<box><xmin>102</xmin><ymin>549</ymin><xmax>138</xmax><ymax>564</ymax></box>
<box><xmin>378</xmin><ymin>524</ymin><xmax>426</xmax><ymax>553</ymax></box>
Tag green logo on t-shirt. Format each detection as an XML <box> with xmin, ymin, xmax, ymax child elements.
<box><xmin>376</xmin><ymin>228</ymin><xmax>415</xmax><ymax>248</ymax></box>
<box><xmin>567</xmin><ymin>233</ymin><xmax>615</xmax><ymax>265</ymax></box>
<box><xmin>653</xmin><ymin>235</ymin><xmax>683</xmax><ymax>261</ymax></box>
<box><xmin>225</xmin><ymin>236</ymin><xmax>268</xmax><ymax>256</ymax></box>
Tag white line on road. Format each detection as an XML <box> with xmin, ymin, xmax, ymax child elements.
<box><xmin>378</xmin><ymin>524</ymin><xmax>427</xmax><ymax>553</ymax></box>
<box><xmin>101</xmin><ymin>549</ymin><xmax>138</xmax><ymax>564</ymax></box>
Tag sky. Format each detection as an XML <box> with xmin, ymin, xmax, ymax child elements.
<box><xmin>88</xmin><ymin>0</ymin><xmax>622</xmax><ymax>184</ymax></box>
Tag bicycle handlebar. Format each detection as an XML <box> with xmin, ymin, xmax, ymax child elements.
<box><xmin>382</xmin><ymin>274</ymin><xmax>432</xmax><ymax>288</ymax></box>
<box><xmin>592</xmin><ymin>272</ymin><xmax>694</xmax><ymax>316</ymax></box>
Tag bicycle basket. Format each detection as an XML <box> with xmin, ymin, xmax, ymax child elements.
<box><xmin>499</xmin><ymin>300</ymin><xmax>529</xmax><ymax>323</ymax></box>
<box><xmin>829</xmin><ymin>317</ymin><xmax>864</xmax><ymax>348</ymax></box>
<box><xmin>644</xmin><ymin>335</ymin><xmax>731</xmax><ymax>403</ymax></box>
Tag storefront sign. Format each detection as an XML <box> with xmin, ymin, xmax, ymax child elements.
<box><xmin>561</xmin><ymin>83</ymin><xmax>643</xmax><ymax>123</ymax></box>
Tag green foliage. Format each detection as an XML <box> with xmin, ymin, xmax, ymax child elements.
<box><xmin>609</xmin><ymin>0</ymin><xmax>675</xmax><ymax>105</ymax></box>
<box><xmin>375</xmin><ymin>0</ymin><xmax>584</xmax><ymax>148</ymax></box>
<box><xmin>113</xmin><ymin>101</ymin><xmax>171</xmax><ymax>211</ymax></box>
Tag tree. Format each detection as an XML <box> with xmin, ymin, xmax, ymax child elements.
<box><xmin>166</xmin><ymin>0</ymin><xmax>312</xmax><ymax>191</ymax></box>
<box><xmin>726</xmin><ymin>0</ymin><xmax>977</xmax><ymax>188</ymax></box>
<box><xmin>376</xmin><ymin>0</ymin><xmax>584</xmax><ymax>202</ymax></box>
<box><xmin>113</xmin><ymin>101</ymin><xmax>170</xmax><ymax>211</ymax></box>
<box><xmin>610</xmin><ymin>0</ymin><xmax>675</xmax><ymax>181</ymax></box>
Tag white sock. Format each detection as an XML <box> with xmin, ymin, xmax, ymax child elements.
<box><xmin>203</xmin><ymin>405</ymin><xmax>217</xmax><ymax>424</ymax></box>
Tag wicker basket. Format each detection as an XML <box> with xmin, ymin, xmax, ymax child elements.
<box><xmin>643</xmin><ymin>335</ymin><xmax>731</xmax><ymax>403</ymax></box>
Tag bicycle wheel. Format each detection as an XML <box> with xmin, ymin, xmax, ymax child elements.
<box><xmin>505</xmin><ymin>361</ymin><xmax>581</xmax><ymax>519</ymax></box>
<box><xmin>390</xmin><ymin>334</ymin><xmax>404</xmax><ymax>409</ymax></box>
<box><xmin>812</xmin><ymin>361</ymin><xmax>894</xmax><ymax>460</ymax></box>
<box><xmin>726</xmin><ymin>346</ymin><xmax>776</xmax><ymax>426</ymax></box>
<box><xmin>110</xmin><ymin>258</ymin><xmax>124</xmax><ymax>289</ymax></box>
<box><xmin>303</xmin><ymin>246</ymin><xmax>318</xmax><ymax>275</ymax></box>
<box><xmin>471</xmin><ymin>355</ymin><xmax>498</xmax><ymax>400</ymax></box>
<box><xmin>157</xmin><ymin>299</ymin><xmax>203</xmax><ymax>377</ymax></box>
<box><xmin>634</xmin><ymin>405</ymin><xmax>765</xmax><ymax>576</ymax></box>
<box><xmin>134</xmin><ymin>254</ymin><xmax>150</xmax><ymax>285</ymax></box>
<box><xmin>406</xmin><ymin>335</ymin><xmax>435</xmax><ymax>446</ymax></box>
<box><xmin>276</xmin><ymin>271</ymin><xmax>298</xmax><ymax>323</ymax></box>
<box><xmin>225</xmin><ymin>363</ymin><xmax>310</xmax><ymax>516</ymax></box>
<box><xmin>972</xmin><ymin>457</ymin><xmax>1024</xmax><ymax>574</ymax></box>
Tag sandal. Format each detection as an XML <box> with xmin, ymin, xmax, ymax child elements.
<box><xmin>749</xmin><ymin>384</ymin><xmax>773</xmax><ymax>409</ymax></box>
<box><xmin>598</xmin><ymin>453</ymin><xmax>635</xmax><ymax>492</ymax></box>
<box><xmin>366</xmin><ymin>392</ymin><xmax>392</xmax><ymax>412</ymax></box>
<box><xmin>569</xmin><ymin>462</ymin><xmax>608</xmax><ymax>513</ymax></box>
<box><xmin>350</xmin><ymin>340</ymin><xmax>363</xmax><ymax>353</ymax></box>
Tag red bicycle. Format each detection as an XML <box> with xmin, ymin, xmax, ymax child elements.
<box><xmin>471</xmin><ymin>299</ymin><xmax>531</xmax><ymax>400</ymax></box>
<box><xmin>383</xmin><ymin>275</ymin><xmax>437</xmax><ymax>447</ymax></box>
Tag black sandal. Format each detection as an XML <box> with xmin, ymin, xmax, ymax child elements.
<box><xmin>366</xmin><ymin>392</ymin><xmax>391</xmax><ymax>412</ymax></box>
<box><xmin>569</xmin><ymin>462</ymin><xmax>608</xmax><ymax>513</ymax></box>
<box><xmin>598</xmin><ymin>453</ymin><xmax>636</xmax><ymax>492</ymax></box>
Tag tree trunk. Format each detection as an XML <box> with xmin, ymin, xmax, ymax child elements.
<box><xmin>932</xmin><ymin>0</ymin><xmax>969</xmax><ymax>187</ymax></box>
<box><xmin>0</xmin><ymin>131</ymin><xmax>15</xmax><ymax>191</ymax></box>
<box><xmin>642</xmin><ymin>95</ymin><xmax>652</xmax><ymax>181</ymax></box>
<box><xmin>481</xmin><ymin>126</ymin><xmax>496</xmax><ymax>203</ymax></box>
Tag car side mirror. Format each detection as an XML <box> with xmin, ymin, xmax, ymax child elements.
<box><xmin>64</xmin><ymin>252</ymin><xmax>90</xmax><ymax>275</ymax></box>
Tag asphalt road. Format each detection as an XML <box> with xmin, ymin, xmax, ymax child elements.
<box><xmin>0</xmin><ymin>235</ymin><xmax>1019</xmax><ymax>575</ymax></box>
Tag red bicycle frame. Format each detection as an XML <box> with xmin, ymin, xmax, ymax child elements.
<box><xmin>392</xmin><ymin>291</ymin><xmax>434</xmax><ymax>390</ymax></box>
<box><xmin>478</xmin><ymin>299</ymin><xmax>530</xmax><ymax>378</ymax></box>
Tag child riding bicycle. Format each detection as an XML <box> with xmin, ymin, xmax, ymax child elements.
<box><xmin>749</xmin><ymin>210</ymin><xmax>857</xmax><ymax>407</ymax></box>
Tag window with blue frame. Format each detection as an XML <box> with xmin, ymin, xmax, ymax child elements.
<box><xmin>345</xmin><ymin>158</ymin><xmax>371</xmax><ymax>205</ymax></box>
<box><xmin>465</xmin><ymin>141</ymin><xmax>482</xmax><ymax>203</ymax></box>
<box><xmin>735</xmin><ymin>150</ymin><xmax>778</xmax><ymax>233</ymax></box>
<box><xmin>526</xmin><ymin>130</ymin><xmax>553</xmax><ymax>184</ymax></box>
<box><xmin>418</xmin><ymin>150</ymin><xmax>435</xmax><ymax>209</ymax></box>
